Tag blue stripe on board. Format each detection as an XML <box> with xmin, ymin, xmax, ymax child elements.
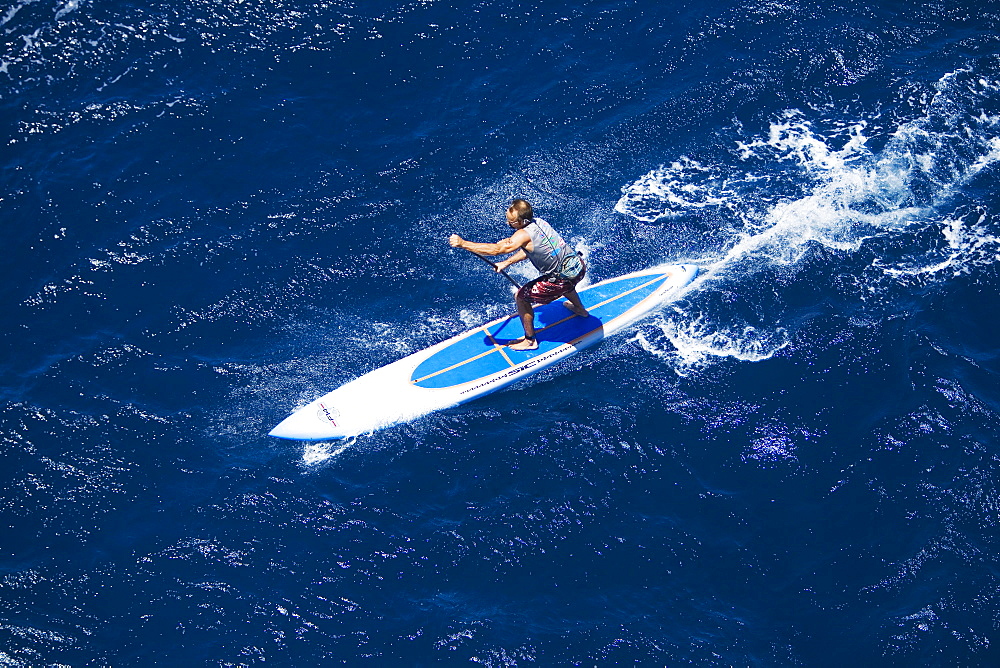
<box><xmin>410</xmin><ymin>273</ymin><xmax>670</xmax><ymax>389</ymax></box>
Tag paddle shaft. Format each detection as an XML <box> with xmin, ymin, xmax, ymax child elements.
<box><xmin>467</xmin><ymin>250</ymin><xmax>522</xmax><ymax>289</ymax></box>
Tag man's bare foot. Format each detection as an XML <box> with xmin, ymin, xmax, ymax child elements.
<box><xmin>507</xmin><ymin>337</ymin><xmax>538</xmax><ymax>351</ymax></box>
<box><xmin>563</xmin><ymin>301</ymin><xmax>589</xmax><ymax>317</ymax></box>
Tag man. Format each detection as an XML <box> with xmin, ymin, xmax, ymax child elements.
<box><xmin>449</xmin><ymin>199</ymin><xmax>589</xmax><ymax>351</ymax></box>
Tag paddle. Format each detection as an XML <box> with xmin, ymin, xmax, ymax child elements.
<box><xmin>466</xmin><ymin>249</ymin><xmax>522</xmax><ymax>289</ymax></box>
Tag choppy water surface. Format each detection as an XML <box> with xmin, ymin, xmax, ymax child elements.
<box><xmin>3</xmin><ymin>0</ymin><xmax>1000</xmax><ymax>664</ymax></box>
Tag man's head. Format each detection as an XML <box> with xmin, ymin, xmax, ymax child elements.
<box><xmin>506</xmin><ymin>199</ymin><xmax>534</xmax><ymax>227</ymax></box>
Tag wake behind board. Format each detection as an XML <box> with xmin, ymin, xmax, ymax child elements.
<box><xmin>269</xmin><ymin>264</ymin><xmax>698</xmax><ymax>440</ymax></box>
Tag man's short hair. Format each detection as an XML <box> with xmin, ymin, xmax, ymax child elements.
<box><xmin>508</xmin><ymin>199</ymin><xmax>534</xmax><ymax>222</ymax></box>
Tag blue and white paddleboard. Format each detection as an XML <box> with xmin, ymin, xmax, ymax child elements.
<box><xmin>269</xmin><ymin>264</ymin><xmax>698</xmax><ymax>440</ymax></box>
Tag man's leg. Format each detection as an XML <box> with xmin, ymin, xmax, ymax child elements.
<box><xmin>562</xmin><ymin>286</ymin><xmax>589</xmax><ymax>317</ymax></box>
<box><xmin>508</xmin><ymin>295</ymin><xmax>538</xmax><ymax>350</ymax></box>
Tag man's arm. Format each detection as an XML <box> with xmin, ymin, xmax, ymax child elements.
<box><xmin>449</xmin><ymin>229</ymin><xmax>530</xmax><ymax>256</ymax></box>
<box><xmin>496</xmin><ymin>249</ymin><xmax>527</xmax><ymax>271</ymax></box>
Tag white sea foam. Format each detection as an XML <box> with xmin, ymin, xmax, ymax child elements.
<box><xmin>615</xmin><ymin>157</ymin><xmax>734</xmax><ymax>221</ymax></box>
<box><xmin>875</xmin><ymin>208</ymin><xmax>1000</xmax><ymax>280</ymax></box>
<box><xmin>617</xmin><ymin>64</ymin><xmax>1000</xmax><ymax>371</ymax></box>
<box><xmin>301</xmin><ymin>438</ymin><xmax>353</xmax><ymax>465</ymax></box>
<box><xmin>53</xmin><ymin>0</ymin><xmax>78</xmax><ymax>21</ymax></box>
<box><xmin>630</xmin><ymin>315</ymin><xmax>791</xmax><ymax>376</ymax></box>
<box><xmin>0</xmin><ymin>0</ymin><xmax>36</xmax><ymax>29</ymax></box>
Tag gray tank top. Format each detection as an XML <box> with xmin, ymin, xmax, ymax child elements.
<box><xmin>524</xmin><ymin>218</ymin><xmax>572</xmax><ymax>276</ymax></box>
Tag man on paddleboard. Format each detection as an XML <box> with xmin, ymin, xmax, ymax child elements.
<box><xmin>449</xmin><ymin>199</ymin><xmax>589</xmax><ymax>351</ymax></box>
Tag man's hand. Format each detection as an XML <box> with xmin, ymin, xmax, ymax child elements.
<box><xmin>448</xmin><ymin>234</ymin><xmax>464</xmax><ymax>248</ymax></box>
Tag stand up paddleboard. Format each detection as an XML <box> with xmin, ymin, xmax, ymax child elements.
<box><xmin>269</xmin><ymin>264</ymin><xmax>698</xmax><ymax>440</ymax></box>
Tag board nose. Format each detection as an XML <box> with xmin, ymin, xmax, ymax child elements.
<box><xmin>268</xmin><ymin>417</ymin><xmax>302</xmax><ymax>440</ymax></box>
<box><xmin>268</xmin><ymin>414</ymin><xmax>336</xmax><ymax>440</ymax></box>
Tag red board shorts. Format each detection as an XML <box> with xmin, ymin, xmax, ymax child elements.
<box><xmin>516</xmin><ymin>262</ymin><xmax>587</xmax><ymax>305</ymax></box>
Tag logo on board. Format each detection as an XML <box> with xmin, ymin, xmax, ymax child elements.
<box><xmin>317</xmin><ymin>403</ymin><xmax>340</xmax><ymax>426</ymax></box>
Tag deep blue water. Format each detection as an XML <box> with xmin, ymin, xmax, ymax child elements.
<box><xmin>3</xmin><ymin>0</ymin><xmax>1000</xmax><ymax>664</ymax></box>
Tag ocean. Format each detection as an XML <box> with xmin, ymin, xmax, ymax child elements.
<box><xmin>3</xmin><ymin>0</ymin><xmax>1000</xmax><ymax>664</ymax></box>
